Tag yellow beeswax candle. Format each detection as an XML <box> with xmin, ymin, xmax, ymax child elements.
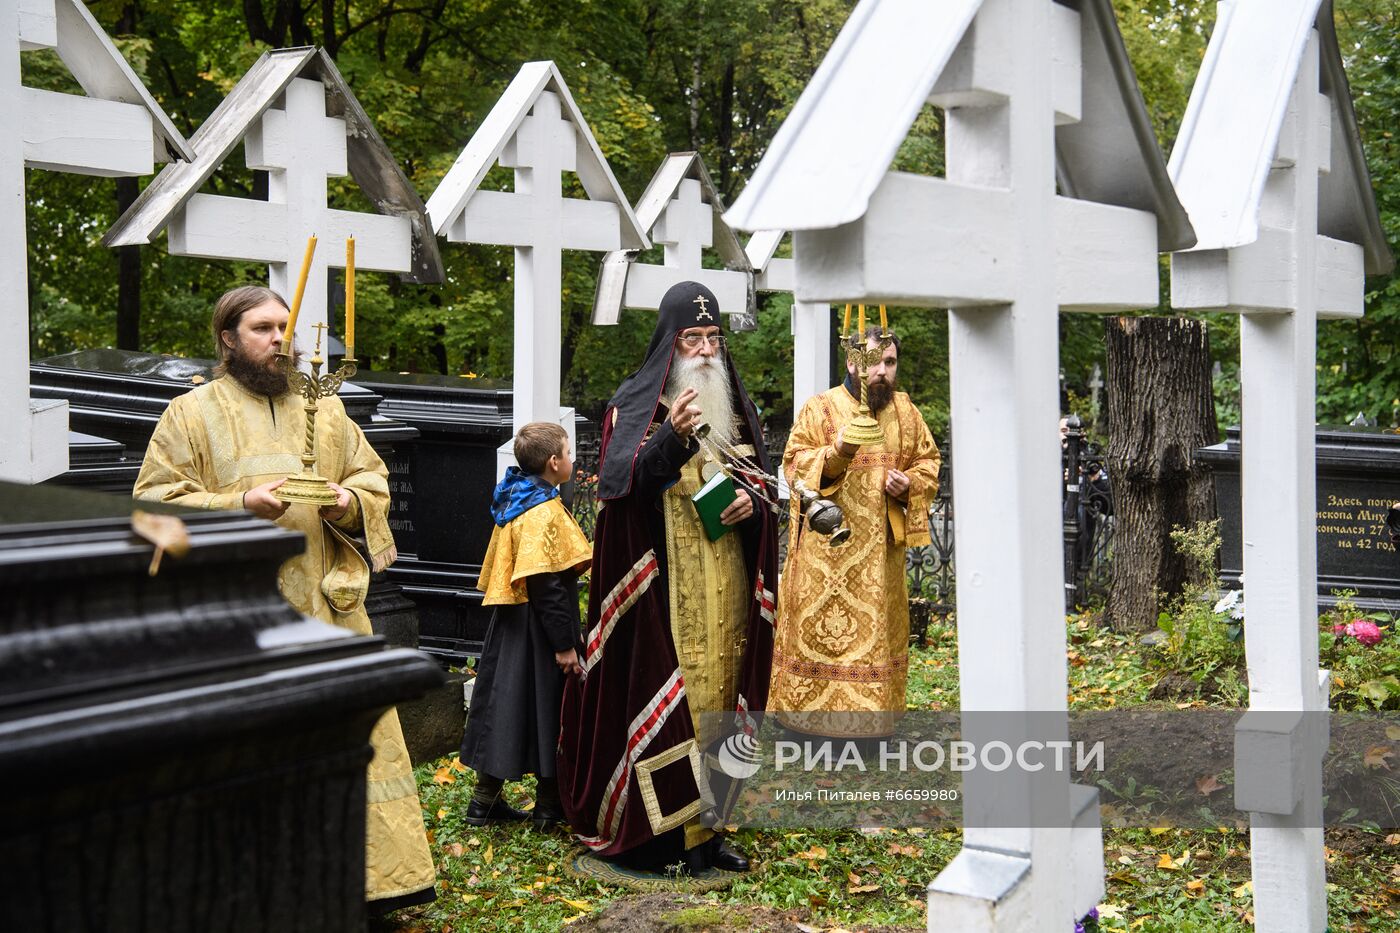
<box><xmin>283</xmin><ymin>234</ymin><xmax>318</xmax><ymax>351</ymax></box>
<box><xmin>345</xmin><ymin>236</ymin><xmax>355</xmax><ymax>357</ymax></box>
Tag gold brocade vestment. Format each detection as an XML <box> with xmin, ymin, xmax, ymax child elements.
<box><xmin>771</xmin><ymin>387</ymin><xmax>941</xmax><ymax>737</ymax></box>
<box><xmin>477</xmin><ymin>497</ymin><xmax>593</xmax><ymax>607</ymax></box>
<box><xmin>133</xmin><ymin>376</ymin><xmax>436</xmax><ymax>905</ymax></box>
<box><xmin>662</xmin><ymin>454</ymin><xmax>750</xmax><ymax>847</ymax></box>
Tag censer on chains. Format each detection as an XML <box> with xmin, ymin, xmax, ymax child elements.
<box><xmin>668</xmin><ymin>398</ymin><xmax>851</xmax><ymax>546</ymax></box>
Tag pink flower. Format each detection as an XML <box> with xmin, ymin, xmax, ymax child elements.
<box><xmin>1333</xmin><ymin>623</ymin><xmax>1349</xmax><ymax>635</ymax></box>
<box><xmin>1348</xmin><ymin>620</ymin><xmax>1384</xmax><ymax>646</ymax></box>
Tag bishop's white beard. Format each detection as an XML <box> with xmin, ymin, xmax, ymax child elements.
<box><xmin>666</xmin><ymin>353</ymin><xmax>739</xmax><ymax>448</ymax></box>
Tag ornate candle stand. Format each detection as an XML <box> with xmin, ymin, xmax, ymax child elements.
<box><xmin>841</xmin><ymin>328</ymin><xmax>894</xmax><ymax>447</ymax></box>
<box><xmin>274</xmin><ymin>323</ymin><xmax>359</xmax><ymax>506</ymax></box>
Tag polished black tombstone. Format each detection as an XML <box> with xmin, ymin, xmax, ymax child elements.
<box><xmin>1198</xmin><ymin>425</ymin><xmax>1400</xmax><ymax>610</ymax></box>
<box><xmin>31</xmin><ymin>348</ymin><xmax>417</xmax><ymax>457</ymax></box>
<box><xmin>347</xmin><ymin>372</ymin><xmax>515</xmax><ymax>663</ymax></box>
<box><xmin>49</xmin><ymin>430</ymin><xmax>142</xmax><ymax>494</ymax></box>
<box><xmin>29</xmin><ymin>349</ymin><xmax>448</xmax><ymax>759</ymax></box>
<box><xmin>0</xmin><ymin>481</ymin><xmax>441</xmax><ymax>931</ymax></box>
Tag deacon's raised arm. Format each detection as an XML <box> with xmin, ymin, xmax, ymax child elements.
<box><xmin>783</xmin><ymin>395</ymin><xmax>848</xmax><ymax>495</ymax></box>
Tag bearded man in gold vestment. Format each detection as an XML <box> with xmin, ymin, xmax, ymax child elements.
<box><xmin>772</xmin><ymin>329</ymin><xmax>941</xmax><ymax>738</ymax></box>
<box><xmin>133</xmin><ymin>286</ymin><xmax>436</xmax><ymax>913</ymax></box>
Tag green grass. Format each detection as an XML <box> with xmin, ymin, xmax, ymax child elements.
<box><xmin>389</xmin><ymin>615</ymin><xmax>1400</xmax><ymax>932</ymax></box>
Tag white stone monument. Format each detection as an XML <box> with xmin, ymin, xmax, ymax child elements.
<box><xmin>1</xmin><ymin>0</ymin><xmax>191</xmax><ymax>483</ymax></box>
<box><xmin>593</xmin><ymin>151</ymin><xmax>754</xmax><ymax>330</ymax></box>
<box><xmin>726</xmin><ymin>1</ymin><xmax>1195</xmax><ymax>930</ymax></box>
<box><xmin>427</xmin><ymin>61</ymin><xmax>647</xmax><ymax>472</ymax></box>
<box><xmin>104</xmin><ymin>47</ymin><xmax>443</xmax><ymax>354</ymax></box>
<box><xmin>1170</xmin><ymin>2</ymin><xmax>1392</xmax><ymax>930</ymax></box>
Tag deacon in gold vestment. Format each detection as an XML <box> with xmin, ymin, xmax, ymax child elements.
<box><xmin>132</xmin><ymin>286</ymin><xmax>436</xmax><ymax>912</ymax></box>
<box><xmin>772</xmin><ymin>330</ymin><xmax>940</xmax><ymax>737</ymax></box>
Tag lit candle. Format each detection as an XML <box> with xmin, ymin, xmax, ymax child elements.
<box><xmin>857</xmin><ymin>303</ymin><xmax>865</xmax><ymax>338</ymax></box>
<box><xmin>283</xmin><ymin>234</ymin><xmax>318</xmax><ymax>352</ymax></box>
<box><xmin>879</xmin><ymin>303</ymin><xmax>888</xmax><ymax>331</ymax></box>
<box><xmin>345</xmin><ymin>236</ymin><xmax>355</xmax><ymax>358</ymax></box>
<box><xmin>842</xmin><ymin>303</ymin><xmax>852</xmax><ymax>337</ymax></box>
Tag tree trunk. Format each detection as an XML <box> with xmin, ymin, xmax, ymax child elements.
<box><xmin>1105</xmin><ymin>316</ymin><xmax>1218</xmax><ymax>632</ymax></box>
<box><xmin>115</xmin><ymin>176</ymin><xmax>141</xmax><ymax>350</ymax></box>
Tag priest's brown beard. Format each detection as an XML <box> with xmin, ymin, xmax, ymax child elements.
<box><xmin>868</xmin><ymin>375</ymin><xmax>896</xmax><ymax>413</ymax></box>
<box><xmin>225</xmin><ymin>344</ymin><xmax>294</xmax><ymax>397</ymax></box>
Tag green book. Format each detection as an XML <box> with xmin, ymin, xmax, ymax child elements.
<box><xmin>691</xmin><ymin>469</ymin><xmax>738</xmax><ymax>541</ymax></box>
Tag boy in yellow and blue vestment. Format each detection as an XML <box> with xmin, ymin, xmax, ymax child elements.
<box><xmin>461</xmin><ymin>422</ymin><xmax>592</xmax><ymax>828</ymax></box>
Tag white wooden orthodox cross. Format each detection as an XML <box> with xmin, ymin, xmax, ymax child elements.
<box><xmin>1</xmin><ymin>0</ymin><xmax>190</xmax><ymax>482</ymax></box>
<box><xmin>744</xmin><ymin>229</ymin><xmax>834</xmax><ymax>414</ymax></box>
<box><xmin>428</xmin><ymin>61</ymin><xmax>647</xmax><ymax>472</ymax></box>
<box><xmin>593</xmin><ymin>153</ymin><xmax>753</xmax><ymax>330</ymax></box>
<box><xmin>167</xmin><ymin>77</ymin><xmax>411</xmax><ymax>351</ymax></box>
<box><xmin>727</xmin><ymin>1</ymin><xmax>1195</xmax><ymax>929</ymax></box>
<box><xmin>1170</xmin><ymin>2</ymin><xmax>1391</xmax><ymax>928</ymax></box>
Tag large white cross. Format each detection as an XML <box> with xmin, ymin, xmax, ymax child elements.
<box><xmin>166</xmin><ymin>77</ymin><xmax>411</xmax><ymax>351</ymax></box>
<box><xmin>2</xmin><ymin>0</ymin><xmax>164</xmax><ymax>482</ymax></box>
<box><xmin>620</xmin><ymin>178</ymin><xmax>750</xmax><ymax>325</ymax></box>
<box><xmin>769</xmin><ymin>2</ymin><xmax>1160</xmax><ymax>928</ymax></box>
<box><xmin>445</xmin><ymin>88</ymin><xmax>621</xmax><ymax>466</ymax></box>
<box><xmin>745</xmin><ymin>229</ymin><xmax>833</xmax><ymax>413</ymax></box>
<box><xmin>1172</xmin><ymin>19</ymin><xmax>1351</xmax><ymax>931</ymax></box>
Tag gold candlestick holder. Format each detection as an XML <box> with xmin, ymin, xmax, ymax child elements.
<box><xmin>274</xmin><ymin>322</ymin><xmax>359</xmax><ymax>506</ymax></box>
<box><xmin>841</xmin><ymin>329</ymin><xmax>893</xmax><ymax>448</ymax></box>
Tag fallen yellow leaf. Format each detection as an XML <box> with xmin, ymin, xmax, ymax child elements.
<box><xmin>1196</xmin><ymin>774</ymin><xmax>1225</xmax><ymax>796</ymax></box>
<box><xmin>432</xmin><ymin>767</ymin><xmax>455</xmax><ymax>785</ymax></box>
<box><xmin>1185</xmin><ymin>879</ymin><xmax>1205</xmax><ymax>897</ymax></box>
<box><xmin>436</xmin><ymin>808</ymin><xmax>447</xmax><ymax>820</ymax></box>
<box><xmin>1234</xmin><ymin>881</ymin><xmax>1253</xmax><ymax>897</ymax></box>
<box><xmin>450</xmin><ymin>757</ymin><xmax>469</xmax><ymax>773</ymax></box>
<box><xmin>131</xmin><ymin>510</ymin><xmax>191</xmax><ymax>576</ymax></box>
<box><xmin>847</xmin><ymin>883</ymin><xmax>881</xmax><ymax>894</ymax></box>
<box><xmin>483</xmin><ymin>843</ymin><xmax>494</xmax><ymax>864</ymax></box>
<box><xmin>1364</xmin><ymin>744</ymin><xmax>1395</xmax><ymax>770</ymax></box>
<box><xmin>558</xmin><ymin>898</ymin><xmax>591</xmax><ymax>912</ymax></box>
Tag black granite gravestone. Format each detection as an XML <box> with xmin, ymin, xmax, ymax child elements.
<box><xmin>347</xmin><ymin>372</ymin><xmax>515</xmax><ymax>664</ymax></box>
<box><xmin>0</xmin><ymin>481</ymin><xmax>441</xmax><ymax>931</ymax></box>
<box><xmin>31</xmin><ymin>349</ymin><xmax>417</xmax><ymax>457</ymax></box>
<box><xmin>1198</xmin><ymin>426</ymin><xmax>1400</xmax><ymax>610</ymax></box>
<box><xmin>29</xmin><ymin>350</ymin><xmax>452</xmax><ymax>760</ymax></box>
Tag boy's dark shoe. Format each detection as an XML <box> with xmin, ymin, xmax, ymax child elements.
<box><xmin>464</xmin><ymin>797</ymin><xmax>531</xmax><ymax>826</ymax></box>
<box><xmin>531</xmin><ymin>806</ymin><xmax>569</xmax><ymax>831</ymax></box>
